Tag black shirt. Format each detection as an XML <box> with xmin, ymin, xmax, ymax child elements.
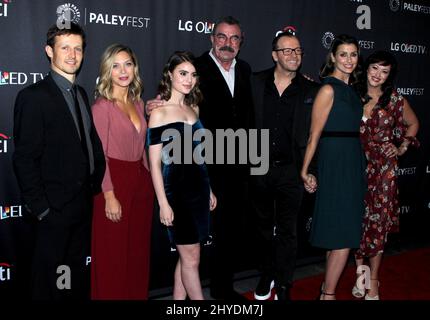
<box><xmin>263</xmin><ymin>72</ymin><xmax>299</xmax><ymax>163</ymax></box>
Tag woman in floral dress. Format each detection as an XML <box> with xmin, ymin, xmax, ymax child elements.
<box><xmin>352</xmin><ymin>51</ymin><xmax>419</xmax><ymax>300</ymax></box>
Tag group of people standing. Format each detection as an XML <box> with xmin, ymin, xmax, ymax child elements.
<box><xmin>12</xmin><ymin>15</ymin><xmax>419</xmax><ymax>301</ymax></box>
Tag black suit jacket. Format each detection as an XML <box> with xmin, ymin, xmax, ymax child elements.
<box><xmin>251</xmin><ymin>68</ymin><xmax>320</xmax><ymax>174</ymax></box>
<box><xmin>13</xmin><ymin>74</ymin><xmax>105</xmax><ymax>216</ymax></box>
<box><xmin>196</xmin><ymin>51</ymin><xmax>254</xmax><ymax>132</ymax></box>
<box><xmin>195</xmin><ymin>51</ymin><xmax>254</xmax><ymax>183</ymax></box>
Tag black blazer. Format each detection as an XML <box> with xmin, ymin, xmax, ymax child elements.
<box><xmin>196</xmin><ymin>51</ymin><xmax>254</xmax><ymax>132</ymax></box>
<box><xmin>195</xmin><ymin>51</ymin><xmax>254</xmax><ymax>181</ymax></box>
<box><xmin>13</xmin><ymin>74</ymin><xmax>105</xmax><ymax>216</ymax></box>
<box><xmin>251</xmin><ymin>68</ymin><xmax>320</xmax><ymax>174</ymax></box>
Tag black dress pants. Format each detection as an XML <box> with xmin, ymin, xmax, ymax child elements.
<box><xmin>209</xmin><ymin>166</ymin><xmax>249</xmax><ymax>295</ymax></box>
<box><xmin>250</xmin><ymin>163</ymin><xmax>303</xmax><ymax>288</ymax></box>
<box><xmin>30</xmin><ymin>185</ymin><xmax>92</xmax><ymax>300</ymax></box>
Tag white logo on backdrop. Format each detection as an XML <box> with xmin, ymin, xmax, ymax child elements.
<box><xmin>322</xmin><ymin>32</ymin><xmax>335</xmax><ymax>49</ymax></box>
<box><xmin>57</xmin><ymin>3</ymin><xmax>81</xmax><ymax>23</ymax></box>
<box><xmin>390</xmin><ymin>0</ymin><xmax>401</xmax><ymax>12</ymax></box>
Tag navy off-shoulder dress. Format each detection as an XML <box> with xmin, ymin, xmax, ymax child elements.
<box><xmin>147</xmin><ymin>120</ymin><xmax>211</xmax><ymax>245</ymax></box>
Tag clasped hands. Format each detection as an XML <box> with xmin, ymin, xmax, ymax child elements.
<box><xmin>301</xmin><ymin>172</ymin><xmax>317</xmax><ymax>193</ymax></box>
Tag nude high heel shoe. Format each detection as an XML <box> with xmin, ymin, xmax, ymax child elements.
<box><xmin>364</xmin><ymin>279</ymin><xmax>380</xmax><ymax>300</ymax></box>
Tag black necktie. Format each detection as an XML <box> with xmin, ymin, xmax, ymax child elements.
<box><xmin>71</xmin><ymin>85</ymin><xmax>89</xmax><ymax>161</ymax></box>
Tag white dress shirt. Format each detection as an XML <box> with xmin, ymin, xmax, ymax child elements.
<box><xmin>209</xmin><ymin>49</ymin><xmax>236</xmax><ymax>97</ymax></box>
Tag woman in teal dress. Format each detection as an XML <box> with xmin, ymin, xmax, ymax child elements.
<box><xmin>147</xmin><ymin>51</ymin><xmax>217</xmax><ymax>300</ymax></box>
<box><xmin>301</xmin><ymin>35</ymin><xmax>366</xmax><ymax>300</ymax></box>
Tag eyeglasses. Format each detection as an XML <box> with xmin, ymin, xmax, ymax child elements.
<box><xmin>273</xmin><ymin>47</ymin><xmax>304</xmax><ymax>56</ymax></box>
<box><xmin>214</xmin><ymin>33</ymin><xmax>242</xmax><ymax>44</ymax></box>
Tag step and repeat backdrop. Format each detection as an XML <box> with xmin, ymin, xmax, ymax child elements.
<box><xmin>1</xmin><ymin>0</ymin><xmax>429</xmax><ymax>296</ymax></box>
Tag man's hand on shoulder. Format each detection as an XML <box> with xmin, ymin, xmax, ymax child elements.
<box><xmin>145</xmin><ymin>94</ymin><xmax>164</xmax><ymax>116</ymax></box>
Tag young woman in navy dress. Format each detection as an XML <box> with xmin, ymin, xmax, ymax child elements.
<box><xmin>147</xmin><ymin>51</ymin><xmax>217</xmax><ymax>300</ymax></box>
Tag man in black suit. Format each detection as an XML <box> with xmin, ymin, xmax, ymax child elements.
<box><xmin>250</xmin><ymin>29</ymin><xmax>319</xmax><ymax>301</ymax></box>
<box><xmin>195</xmin><ymin>16</ymin><xmax>254</xmax><ymax>300</ymax></box>
<box><xmin>13</xmin><ymin>23</ymin><xmax>105</xmax><ymax>300</ymax></box>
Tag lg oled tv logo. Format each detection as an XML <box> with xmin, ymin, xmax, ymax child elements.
<box><xmin>0</xmin><ymin>71</ymin><xmax>44</xmax><ymax>86</ymax></box>
<box><xmin>0</xmin><ymin>0</ymin><xmax>11</xmax><ymax>18</ymax></box>
<box><xmin>178</xmin><ymin>19</ymin><xmax>214</xmax><ymax>34</ymax></box>
<box><xmin>0</xmin><ymin>205</ymin><xmax>22</xmax><ymax>220</ymax></box>
<box><xmin>0</xmin><ymin>263</ymin><xmax>12</xmax><ymax>281</ymax></box>
<box><xmin>56</xmin><ymin>3</ymin><xmax>150</xmax><ymax>29</ymax></box>
<box><xmin>400</xmin><ymin>206</ymin><xmax>411</xmax><ymax>215</ymax></box>
<box><xmin>389</xmin><ymin>0</ymin><xmax>430</xmax><ymax>14</ymax></box>
<box><xmin>0</xmin><ymin>133</ymin><xmax>10</xmax><ymax>153</ymax></box>
<box><xmin>390</xmin><ymin>42</ymin><xmax>427</xmax><ymax>55</ymax></box>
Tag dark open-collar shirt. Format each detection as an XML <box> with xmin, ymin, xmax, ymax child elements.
<box><xmin>263</xmin><ymin>72</ymin><xmax>300</xmax><ymax>163</ymax></box>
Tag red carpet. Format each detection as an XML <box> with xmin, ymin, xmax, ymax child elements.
<box><xmin>244</xmin><ymin>247</ymin><xmax>430</xmax><ymax>300</ymax></box>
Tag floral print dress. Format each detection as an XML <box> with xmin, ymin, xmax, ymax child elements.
<box><xmin>356</xmin><ymin>91</ymin><xmax>419</xmax><ymax>258</ymax></box>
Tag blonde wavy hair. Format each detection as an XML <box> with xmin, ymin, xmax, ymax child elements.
<box><xmin>95</xmin><ymin>44</ymin><xmax>143</xmax><ymax>101</ymax></box>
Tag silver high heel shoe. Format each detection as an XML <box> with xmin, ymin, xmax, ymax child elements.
<box><xmin>352</xmin><ymin>283</ymin><xmax>365</xmax><ymax>298</ymax></box>
<box><xmin>364</xmin><ymin>279</ymin><xmax>380</xmax><ymax>300</ymax></box>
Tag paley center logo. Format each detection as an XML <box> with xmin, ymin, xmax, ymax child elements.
<box><xmin>0</xmin><ymin>133</ymin><xmax>10</xmax><ymax>153</ymax></box>
<box><xmin>0</xmin><ymin>0</ymin><xmax>11</xmax><ymax>18</ymax></box>
<box><xmin>0</xmin><ymin>205</ymin><xmax>22</xmax><ymax>220</ymax></box>
<box><xmin>56</xmin><ymin>3</ymin><xmax>150</xmax><ymax>29</ymax></box>
<box><xmin>178</xmin><ymin>19</ymin><xmax>214</xmax><ymax>34</ymax></box>
<box><xmin>322</xmin><ymin>32</ymin><xmax>335</xmax><ymax>49</ymax></box>
<box><xmin>322</xmin><ymin>31</ymin><xmax>374</xmax><ymax>50</ymax></box>
<box><xmin>397</xmin><ymin>87</ymin><xmax>425</xmax><ymax>96</ymax></box>
<box><xmin>0</xmin><ymin>263</ymin><xmax>12</xmax><ymax>281</ymax></box>
<box><xmin>0</xmin><ymin>70</ymin><xmax>45</xmax><ymax>86</ymax></box>
<box><xmin>389</xmin><ymin>0</ymin><xmax>430</xmax><ymax>14</ymax></box>
<box><xmin>56</xmin><ymin>2</ymin><xmax>81</xmax><ymax>29</ymax></box>
<box><xmin>396</xmin><ymin>166</ymin><xmax>416</xmax><ymax>176</ymax></box>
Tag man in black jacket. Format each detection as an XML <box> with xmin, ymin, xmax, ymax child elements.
<box><xmin>13</xmin><ymin>23</ymin><xmax>105</xmax><ymax>300</ymax></box>
<box><xmin>250</xmin><ymin>29</ymin><xmax>319</xmax><ymax>301</ymax></box>
<box><xmin>195</xmin><ymin>16</ymin><xmax>254</xmax><ymax>300</ymax></box>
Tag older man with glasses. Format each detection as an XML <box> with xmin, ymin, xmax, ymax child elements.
<box><xmin>194</xmin><ymin>16</ymin><xmax>254</xmax><ymax>301</ymax></box>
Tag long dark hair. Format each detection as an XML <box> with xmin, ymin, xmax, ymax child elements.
<box><xmin>320</xmin><ymin>34</ymin><xmax>361</xmax><ymax>85</ymax></box>
<box><xmin>158</xmin><ymin>51</ymin><xmax>203</xmax><ymax>107</ymax></box>
<box><xmin>356</xmin><ymin>50</ymin><xmax>398</xmax><ymax>107</ymax></box>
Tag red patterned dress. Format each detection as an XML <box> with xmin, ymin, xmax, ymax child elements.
<box><xmin>356</xmin><ymin>91</ymin><xmax>418</xmax><ymax>258</ymax></box>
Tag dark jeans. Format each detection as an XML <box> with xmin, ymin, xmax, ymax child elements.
<box><xmin>250</xmin><ymin>163</ymin><xmax>303</xmax><ymax>288</ymax></box>
<box><xmin>30</xmin><ymin>184</ymin><xmax>92</xmax><ymax>300</ymax></box>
